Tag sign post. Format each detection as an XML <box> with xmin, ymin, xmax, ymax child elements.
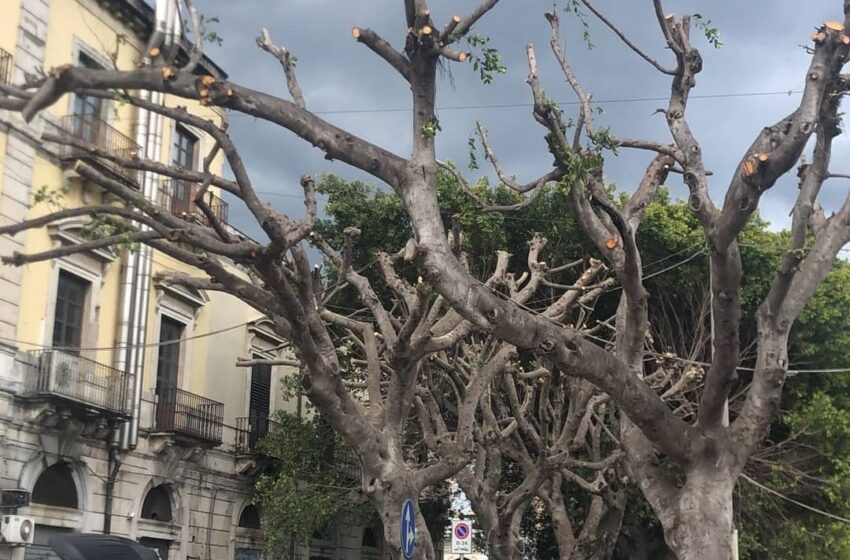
<box><xmin>451</xmin><ymin>519</ymin><xmax>472</xmax><ymax>558</ymax></box>
<box><xmin>401</xmin><ymin>499</ymin><xmax>416</xmax><ymax>559</ymax></box>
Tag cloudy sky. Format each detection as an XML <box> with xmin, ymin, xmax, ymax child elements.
<box><xmin>194</xmin><ymin>0</ymin><xmax>848</xmax><ymax>245</ymax></box>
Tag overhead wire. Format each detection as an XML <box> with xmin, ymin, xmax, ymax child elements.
<box><xmin>228</xmin><ymin>89</ymin><xmax>804</xmax><ymax>118</ymax></box>
<box><xmin>742</xmin><ymin>473</ymin><xmax>850</xmax><ymax>525</ymax></box>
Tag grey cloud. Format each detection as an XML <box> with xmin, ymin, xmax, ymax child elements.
<box><xmin>197</xmin><ymin>0</ymin><xmax>845</xmax><ymax>238</ymax></box>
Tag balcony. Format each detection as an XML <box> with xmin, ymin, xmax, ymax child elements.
<box><xmin>154</xmin><ymin>387</ymin><xmax>223</xmax><ymax>445</ymax></box>
<box><xmin>159</xmin><ymin>180</ymin><xmax>229</xmax><ymax>227</ymax></box>
<box><xmin>23</xmin><ymin>350</ymin><xmax>131</xmax><ymax>417</ymax></box>
<box><xmin>234</xmin><ymin>415</ymin><xmax>279</xmax><ymax>454</ymax></box>
<box><xmin>0</xmin><ymin>48</ymin><xmax>12</xmax><ymax>84</ymax></box>
<box><xmin>58</xmin><ymin>114</ymin><xmax>141</xmax><ymax>185</ymax></box>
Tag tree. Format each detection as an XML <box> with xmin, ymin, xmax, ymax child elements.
<box><xmin>3</xmin><ymin>1</ymin><xmax>850</xmax><ymax>558</ymax></box>
<box><xmin>253</xmin><ymin>412</ymin><xmax>363</xmax><ymax>559</ymax></box>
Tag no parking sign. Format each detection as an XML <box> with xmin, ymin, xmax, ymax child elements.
<box><xmin>451</xmin><ymin>519</ymin><xmax>472</xmax><ymax>554</ymax></box>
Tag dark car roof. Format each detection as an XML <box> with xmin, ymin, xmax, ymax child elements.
<box><xmin>48</xmin><ymin>534</ymin><xmax>160</xmax><ymax>560</ymax></box>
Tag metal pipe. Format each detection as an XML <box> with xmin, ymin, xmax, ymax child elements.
<box><xmin>128</xmin><ymin>0</ymin><xmax>179</xmax><ymax>448</ymax></box>
<box><xmin>103</xmin><ymin>443</ymin><xmax>122</xmax><ymax>534</ymax></box>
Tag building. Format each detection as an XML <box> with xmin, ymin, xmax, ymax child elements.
<box><xmin>0</xmin><ymin>0</ymin><xmax>379</xmax><ymax>558</ymax></box>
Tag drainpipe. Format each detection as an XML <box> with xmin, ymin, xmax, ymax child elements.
<box><xmin>104</xmin><ymin>433</ymin><xmax>123</xmax><ymax>534</ymax></box>
<box><xmin>122</xmin><ymin>0</ymin><xmax>181</xmax><ymax>449</ymax></box>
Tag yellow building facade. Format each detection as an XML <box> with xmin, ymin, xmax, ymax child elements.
<box><xmin>0</xmin><ymin>1</ymin><xmax>381</xmax><ymax>559</ymax></box>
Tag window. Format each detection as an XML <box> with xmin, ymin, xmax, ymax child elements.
<box><xmin>362</xmin><ymin>527</ymin><xmax>379</xmax><ymax>548</ymax></box>
<box><xmin>248</xmin><ymin>357</ymin><xmax>272</xmax><ymax>447</ymax></box>
<box><xmin>32</xmin><ymin>463</ymin><xmax>78</xmax><ymax>509</ymax></box>
<box><xmin>141</xmin><ymin>485</ymin><xmax>172</xmax><ymax>522</ymax></box>
<box><xmin>238</xmin><ymin>505</ymin><xmax>261</xmax><ymax>530</ymax></box>
<box><xmin>156</xmin><ymin>317</ymin><xmax>184</xmax><ymax>392</ymax></box>
<box><xmin>72</xmin><ymin>52</ymin><xmax>104</xmax><ymax>142</ymax></box>
<box><xmin>171</xmin><ymin>126</ymin><xmax>198</xmax><ymax>216</ymax></box>
<box><xmin>172</xmin><ymin>125</ymin><xmax>197</xmax><ymax>169</ymax></box>
<box><xmin>52</xmin><ymin>271</ymin><xmax>89</xmax><ymax>353</ymax></box>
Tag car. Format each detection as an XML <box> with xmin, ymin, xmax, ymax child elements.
<box><xmin>48</xmin><ymin>534</ymin><xmax>160</xmax><ymax>560</ymax></box>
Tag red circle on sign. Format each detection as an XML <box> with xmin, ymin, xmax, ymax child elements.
<box><xmin>454</xmin><ymin>523</ymin><xmax>470</xmax><ymax>539</ymax></box>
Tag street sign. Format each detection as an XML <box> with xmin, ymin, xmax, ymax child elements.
<box><xmin>401</xmin><ymin>499</ymin><xmax>416</xmax><ymax>558</ymax></box>
<box><xmin>451</xmin><ymin>519</ymin><xmax>472</xmax><ymax>554</ymax></box>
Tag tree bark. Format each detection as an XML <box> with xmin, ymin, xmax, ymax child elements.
<box><xmin>663</xmin><ymin>468</ymin><xmax>735</xmax><ymax>560</ymax></box>
<box><xmin>370</xmin><ymin>476</ymin><xmax>436</xmax><ymax>560</ymax></box>
<box><xmin>487</xmin><ymin>503</ymin><xmax>527</xmax><ymax>560</ymax></box>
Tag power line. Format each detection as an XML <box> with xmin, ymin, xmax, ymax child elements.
<box><xmin>0</xmin><ymin>320</ymin><xmax>250</xmax><ymax>353</ymax></box>
<box><xmin>229</xmin><ymin>89</ymin><xmax>803</xmax><ymax>118</ymax></box>
<box><xmin>742</xmin><ymin>473</ymin><xmax>850</xmax><ymax>525</ymax></box>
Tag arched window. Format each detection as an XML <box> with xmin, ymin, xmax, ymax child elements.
<box><xmin>238</xmin><ymin>504</ymin><xmax>261</xmax><ymax>529</ymax></box>
<box><xmin>32</xmin><ymin>463</ymin><xmax>78</xmax><ymax>509</ymax></box>
<box><xmin>141</xmin><ymin>485</ymin><xmax>173</xmax><ymax>522</ymax></box>
<box><xmin>362</xmin><ymin>527</ymin><xmax>379</xmax><ymax>548</ymax></box>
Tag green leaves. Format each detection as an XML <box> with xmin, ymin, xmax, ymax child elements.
<box><xmin>466</xmin><ymin>34</ymin><xmax>507</xmax><ymax>84</ymax></box>
<box><xmin>563</xmin><ymin>0</ymin><xmax>594</xmax><ymax>49</ymax></box>
<box><xmin>692</xmin><ymin>14</ymin><xmax>724</xmax><ymax>49</ymax></box>
<box><xmin>31</xmin><ymin>182</ymin><xmax>70</xmax><ymax>209</ymax></box>
<box><xmin>467</xmin><ymin>135</ymin><xmax>479</xmax><ymax>171</ymax></box>
<box><xmin>420</xmin><ymin>118</ymin><xmax>441</xmax><ymax>138</ymax></box>
<box><xmin>198</xmin><ymin>14</ymin><xmax>224</xmax><ymax>46</ymax></box>
<box><xmin>254</xmin><ymin>412</ymin><xmax>362</xmax><ymax>559</ymax></box>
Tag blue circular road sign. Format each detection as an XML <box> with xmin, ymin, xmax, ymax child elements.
<box><xmin>401</xmin><ymin>499</ymin><xmax>416</xmax><ymax>558</ymax></box>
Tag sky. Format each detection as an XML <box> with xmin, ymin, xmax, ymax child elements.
<box><xmin>193</xmin><ymin>0</ymin><xmax>849</xmax><ymax>246</ymax></box>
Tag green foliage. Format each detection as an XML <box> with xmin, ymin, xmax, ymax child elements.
<box><xmin>563</xmin><ymin>0</ymin><xmax>594</xmax><ymax>49</ymax></box>
<box><xmin>466</xmin><ymin>34</ymin><xmax>507</xmax><ymax>84</ymax></box>
<box><xmin>254</xmin><ymin>412</ymin><xmax>363</xmax><ymax>559</ymax></box>
<box><xmin>692</xmin><ymin>14</ymin><xmax>724</xmax><ymax>49</ymax></box>
<box><xmin>420</xmin><ymin>118</ymin><xmax>441</xmax><ymax>138</ymax></box>
<box><xmin>794</xmin><ymin>263</ymin><xmax>850</xmax><ymax>384</ymax></box>
<box><xmin>467</xmin><ymin>135</ymin><xmax>479</xmax><ymax>171</ymax></box>
<box><xmin>31</xmin><ymin>183</ymin><xmax>69</xmax><ymax>209</ymax></box>
<box><xmin>198</xmin><ymin>14</ymin><xmax>224</xmax><ymax>46</ymax></box>
<box><xmin>315</xmin><ymin>173</ymin><xmax>850</xmax><ymax>559</ymax></box>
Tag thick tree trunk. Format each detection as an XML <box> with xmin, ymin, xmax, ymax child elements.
<box><xmin>487</xmin><ymin>505</ymin><xmax>526</xmax><ymax>560</ymax></box>
<box><xmin>583</xmin><ymin>490</ymin><xmax>627</xmax><ymax>560</ymax></box>
<box><xmin>663</xmin><ymin>468</ymin><xmax>735</xmax><ymax>560</ymax></box>
<box><xmin>373</xmin><ymin>490</ymin><xmax>435</xmax><ymax>560</ymax></box>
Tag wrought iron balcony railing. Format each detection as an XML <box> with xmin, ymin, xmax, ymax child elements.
<box><xmin>24</xmin><ymin>350</ymin><xmax>132</xmax><ymax>416</ymax></box>
<box><xmin>0</xmin><ymin>48</ymin><xmax>12</xmax><ymax>85</ymax></box>
<box><xmin>58</xmin><ymin>114</ymin><xmax>141</xmax><ymax>184</ymax></box>
<box><xmin>155</xmin><ymin>387</ymin><xmax>224</xmax><ymax>445</ymax></box>
<box><xmin>159</xmin><ymin>180</ymin><xmax>229</xmax><ymax>227</ymax></box>
<box><xmin>235</xmin><ymin>415</ymin><xmax>279</xmax><ymax>453</ymax></box>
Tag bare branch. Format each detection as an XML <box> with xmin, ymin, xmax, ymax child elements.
<box><xmin>2</xmin><ymin>230</ymin><xmax>163</xmax><ymax>266</ymax></box>
<box><xmin>236</xmin><ymin>357</ymin><xmax>302</xmax><ymax>368</ymax></box>
<box><xmin>257</xmin><ymin>28</ymin><xmax>306</xmax><ymax>109</ymax></box>
<box><xmin>448</xmin><ymin>0</ymin><xmax>501</xmax><ymax>44</ymax></box>
<box><xmin>352</xmin><ymin>27</ymin><xmax>412</xmax><ymax>83</ymax></box>
<box><xmin>19</xmin><ymin>65</ymin><xmax>408</xmax><ymax>187</ymax></box>
<box><xmin>579</xmin><ymin>0</ymin><xmax>676</xmax><ymax>75</ymax></box>
<box><xmin>475</xmin><ymin>121</ymin><xmax>561</xmax><ymax>193</ymax></box>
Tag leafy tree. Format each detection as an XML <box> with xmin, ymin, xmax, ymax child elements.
<box><xmin>253</xmin><ymin>412</ymin><xmax>363</xmax><ymax>559</ymax></box>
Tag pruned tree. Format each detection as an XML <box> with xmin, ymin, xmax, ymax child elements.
<box><xmin>450</xmin><ymin>4</ymin><xmax>850</xmax><ymax>557</ymax></box>
<box><xmin>3</xmin><ymin>1</ymin><xmax>850</xmax><ymax>558</ymax></box>
<box><xmin>414</xmin><ymin>255</ymin><xmax>624</xmax><ymax>560</ymax></box>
